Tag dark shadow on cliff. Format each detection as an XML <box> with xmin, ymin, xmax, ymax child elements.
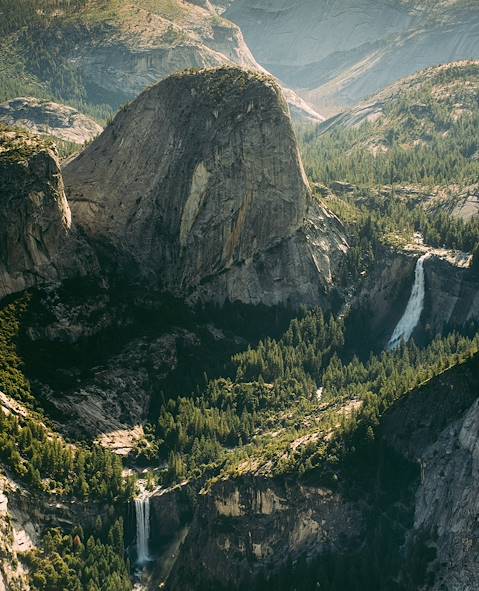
<box><xmin>13</xmin><ymin>277</ymin><xmax>296</xmax><ymax>434</ymax></box>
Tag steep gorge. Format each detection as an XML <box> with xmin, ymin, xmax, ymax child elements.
<box><xmin>1</xmin><ymin>24</ymin><xmax>479</xmax><ymax>588</ymax></box>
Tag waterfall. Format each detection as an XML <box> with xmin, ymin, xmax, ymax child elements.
<box><xmin>388</xmin><ymin>253</ymin><xmax>429</xmax><ymax>351</ymax></box>
<box><xmin>135</xmin><ymin>492</ymin><xmax>151</xmax><ymax>566</ymax></box>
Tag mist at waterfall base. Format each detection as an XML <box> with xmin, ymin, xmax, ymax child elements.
<box><xmin>388</xmin><ymin>254</ymin><xmax>429</xmax><ymax>351</ymax></box>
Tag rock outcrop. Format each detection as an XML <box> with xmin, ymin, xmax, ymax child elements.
<box><xmin>0</xmin><ymin>129</ymin><xmax>72</xmax><ymax>299</ymax></box>
<box><xmin>0</xmin><ymin>97</ymin><xmax>102</xmax><ymax>145</ymax></box>
<box><xmin>0</xmin><ymin>128</ymin><xmax>97</xmax><ymax>300</ymax></box>
<box><xmin>64</xmin><ymin>67</ymin><xmax>347</xmax><ymax>308</ymax></box>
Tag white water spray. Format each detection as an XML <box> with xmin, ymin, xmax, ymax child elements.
<box><xmin>388</xmin><ymin>253</ymin><xmax>429</xmax><ymax>351</ymax></box>
<box><xmin>135</xmin><ymin>492</ymin><xmax>151</xmax><ymax>566</ymax></box>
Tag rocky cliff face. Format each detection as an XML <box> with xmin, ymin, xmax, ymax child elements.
<box><xmin>0</xmin><ymin>98</ymin><xmax>102</xmax><ymax>145</ymax></box>
<box><xmin>64</xmin><ymin>67</ymin><xmax>347</xmax><ymax>308</ymax></box>
<box><xmin>383</xmin><ymin>354</ymin><xmax>479</xmax><ymax>591</ymax></box>
<box><xmin>163</xmin><ymin>477</ymin><xmax>366</xmax><ymax>590</ymax></box>
<box><xmin>0</xmin><ymin>129</ymin><xmax>75</xmax><ymax>299</ymax></box>
<box><xmin>0</xmin><ymin>128</ymin><xmax>98</xmax><ymax>300</ymax></box>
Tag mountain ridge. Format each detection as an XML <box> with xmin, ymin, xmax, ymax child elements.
<box><xmin>225</xmin><ymin>0</ymin><xmax>479</xmax><ymax>114</ymax></box>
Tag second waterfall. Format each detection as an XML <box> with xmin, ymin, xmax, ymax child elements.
<box><xmin>135</xmin><ymin>492</ymin><xmax>151</xmax><ymax>566</ymax></box>
<box><xmin>388</xmin><ymin>253</ymin><xmax>429</xmax><ymax>350</ymax></box>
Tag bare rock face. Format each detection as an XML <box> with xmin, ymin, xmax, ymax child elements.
<box><xmin>0</xmin><ymin>97</ymin><xmax>102</xmax><ymax>145</ymax></box>
<box><xmin>0</xmin><ymin>129</ymin><xmax>73</xmax><ymax>299</ymax></box>
<box><xmin>64</xmin><ymin>67</ymin><xmax>346</xmax><ymax>308</ymax></box>
<box><xmin>163</xmin><ymin>477</ymin><xmax>366</xmax><ymax>590</ymax></box>
<box><xmin>382</xmin><ymin>354</ymin><xmax>479</xmax><ymax>591</ymax></box>
<box><xmin>0</xmin><ymin>128</ymin><xmax>98</xmax><ymax>300</ymax></box>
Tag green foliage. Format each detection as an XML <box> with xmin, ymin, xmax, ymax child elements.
<box><xmin>298</xmin><ymin>63</ymin><xmax>479</xmax><ymax>186</ymax></box>
<box><xmin>233</xmin><ymin>309</ymin><xmax>344</xmax><ymax>384</ymax></box>
<box><xmin>323</xmin><ymin>185</ymin><xmax>479</xmax><ymax>258</ymax></box>
<box><xmin>299</xmin><ymin>116</ymin><xmax>479</xmax><ymax>186</ymax></box>
<box><xmin>221</xmin><ymin>332</ymin><xmax>479</xmax><ymax>482</ymax></box>
<box><xmin>153</xmin><ymin>309</ymin><xmax>345</xmax><ymax>480</ymax></box>
<box><xmin>0</xmin><ymin>408</ymin><xmax>135</xmax><ymax>499</ymax></box>
<box><xmin>0</xmin><ymin>7</ymin><xmax>113</xmax><ymax>122</ymax></box>
<box><xmin>26</xmin><ymin>521</ymin><xmax>132</xmax><ymax>591</ymax></box>
<box><xmin>151</xmin><ymin>289</ymin><xmax>479</xmax><ymax>485</ymax></box>
<box><xmin>0</xmin><ymin>296</ymin><xmax>36</xmax><ymax>405</ymax></box>
<box><xmin>0</xmin><ymin>0</ymin><xmax>88</xmax><ymax>36</ymax></box>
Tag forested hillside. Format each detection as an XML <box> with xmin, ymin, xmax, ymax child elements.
<box><xmin>299</xmin><ymin>62</ymin><xmax>479</xmax><ymax>187</ymax></box>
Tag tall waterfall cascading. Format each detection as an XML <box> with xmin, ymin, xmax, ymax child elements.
<box><xmin>388</xmin><ymin>253</ymin><xmax>429</xmax><ymax>351</ymax></box>
<box><xmin>135</xmin><ymin>493</ymin><xmax>151</xmax><ymax>566</ymax></box>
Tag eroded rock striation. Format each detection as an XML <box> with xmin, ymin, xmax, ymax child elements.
<box><xmin>64</xmin><ymin>67</ymin><xmax>347</xmax><ymax>307</ymax></box>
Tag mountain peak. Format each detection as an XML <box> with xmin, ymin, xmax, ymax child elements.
<box><xmin>64</xmin><ymin>66</ymin><xmax>346</xmax><ymax>306</ymax></box>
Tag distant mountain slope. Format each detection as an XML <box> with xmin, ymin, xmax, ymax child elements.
<box><xmin>225</xmin><ymin>0</ymin><xmax>479</xmax><ymax>114</ymax></box>
<box><xmin>0</xmin><ymin>0</ymin><xmax>323</xmax><ymax>121</ymax></box>
<box><xmin>299</xmin><ymin>62</ymin><xmax>479</xmax><ymax>188</ymax></box>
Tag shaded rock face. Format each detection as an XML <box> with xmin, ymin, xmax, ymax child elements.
<box><xmin>148</xmin><ymin>355</ymin><xmax>479</xmax><ymax>591</ymax></box>
<box><xmin>0</xmin><ymin>131</ymin><xmax>72</xmax><ymax>299</ymax></box>
<box><xmin>64</xmin><ymin>67</ymin><xmax>346</xmax><ymax>308</ymax></box>
<box><xmin>153</xmin><ymin>478</ymin><xmax>366</xmax><ymax>591</ymax></box>
<box><xmin>0</xmin><ymin>97</ymin><xmax>102</xmax><ymax>145</ymax></box>
<box><xmin>383</xmin><ymin>354</ymin><xmax>479</xmax><ymax>591</ymax></box>
<box><xmin>0</xmin><ymin>129</ymin><xmax>98</xmax><ymax>300</ymax></box>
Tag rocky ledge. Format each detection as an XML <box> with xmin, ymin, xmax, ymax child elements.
<box><xmin>0</xmin><ymin>97</ymin><xmax>102</xmax><ymax>145</ymax></box>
